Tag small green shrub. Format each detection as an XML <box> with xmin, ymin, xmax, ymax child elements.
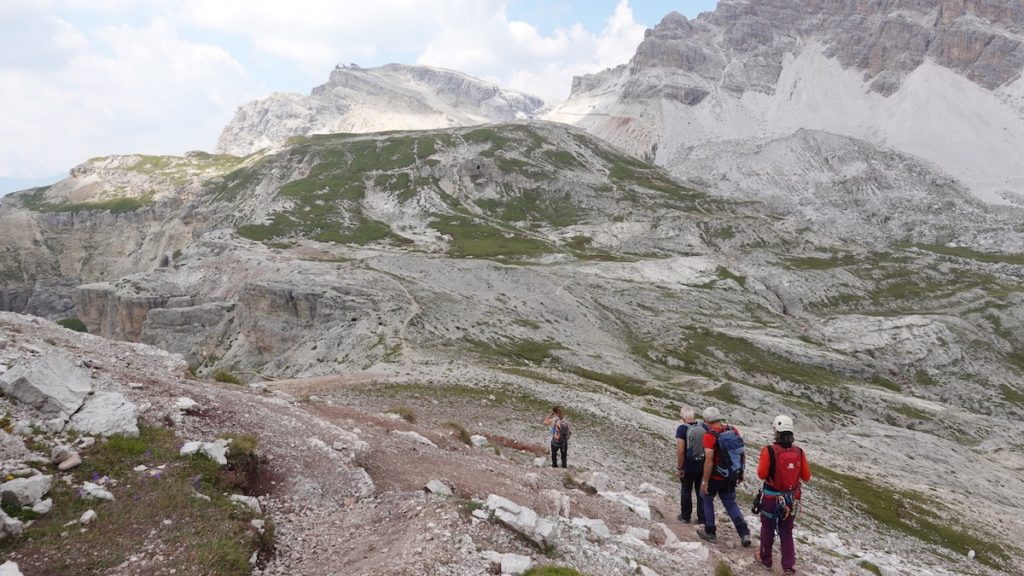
<box><xmin>443</xmin><ymin>421</ymin><xmax>472</xmax><ymax>445</ymax></box>
<box><xmin>213</xmin><ymin>371</ymin><xmax>243</xmax><ymax>385</ymax></box>
<box><xmin>57</xmin><ymin>318</ymin><xmax>89</xmax><ymax>332</ymax></box>
<box><xmin>388</xmin><ymin>406</ymin><xmax>417</xmax><ymax>423</ymax></box>
<box><xmin>858</xmin><ymin>560</ymin><xmax>883</xmax><ymax>576</ymax></box>
<box><xmin>714</xmin><ymin>562</ymin><xmax>733</xmax><ymax>576</ymax></box>
<box><xmin>523</xmin><ymin>567</ymin><xmax>584</xmax><ymax>576</ymax></box>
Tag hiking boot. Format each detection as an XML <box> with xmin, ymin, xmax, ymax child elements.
<box><xmin>676</xmin><ymin>513</ymin><xmax>690</xmax><ymax>524</ymax></box>
<box><xmin>782</xmin><ymin>570</ymin><xmax>796</xmax><ymax>575</ymax></box>
<box><xmin>741</xmin><ymin>534</ymin><xmax>752</xmax><ymax>548</ymax></box>
<box><xmin>696</xmin><ymin>528</ymin><xmax>717</xmax><ymax>543</ymax></box>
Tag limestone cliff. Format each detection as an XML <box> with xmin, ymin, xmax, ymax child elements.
<box><xmin>216</xmin><ymin>64</ymin><xmax>547</xmax><ymax>156</ymax></box>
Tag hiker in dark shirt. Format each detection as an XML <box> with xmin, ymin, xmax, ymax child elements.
<box><xmin>675</xmin><ymin>406</ymin><xmax>706</xmax><ymax>524</ymax></box>
<box><xmin>543</xmin><ymin>406</ymin><xmax>569</xmax><ymax>468</ymax></box>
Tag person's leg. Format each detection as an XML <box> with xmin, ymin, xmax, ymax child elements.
<box><xmin>550</xmin><ymin>441</ymin><xmax>558</xmax><ymax>467</ymax></box>
<box><xmin>702</xmin><ymin>480</ymin><xmax>718</xmax><ymax>535</ymax></box>
<box><xmin>679</xmin><ymin>475</ymin><xmax>694</xmax><ymax>521</ymax></box>
<box><xmin>780</xmin><ymin>511</ymin><xmax>796</xmax><ymax>572</ymax></box>
<box><xmin>559</xmin><ymin>443</ymin><xmax>568</xmax><ymax>468</ymax></box>
<box><xmin>718</xmin><ymin>482</ymin><xmax>750</xmax><ymax>538</ymax></box>
<box><xmin>759</xmin><ymin>495</ymin><xmax>777</xmax><ymax>568</ymax></box>
<box><xmin>692</xmin><ymin>478</ymin><xmax>705</xmax><ymax>524</ymax></box>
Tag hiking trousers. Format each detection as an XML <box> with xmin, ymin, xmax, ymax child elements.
<box><xmin>679</xmin><ymin>471</ymin><xmax>705</xmax><ymax>523</ymax></box>
<box><xmin>550</xmin><ymin>441</ymin><xmax>567</xmax><ymax>468</ymax></box>
<box><xmin>759</xmin><ymin>494</ymin><xmax>797</xmax><ymax>572</ymax></box>
<box><xmin>702</xmin><ymin>478</ymin><xmax>749</xmax><ymax>537</ymax></box>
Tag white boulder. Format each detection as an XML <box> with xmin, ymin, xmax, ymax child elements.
<box><xmin>470</xmin><ymin>434</ymin><xmax>489</xmax><ymax>447</ymax></box>
<box><xmin>31</xmin><ymin>498</ymin><xmax>53</xmax><ymax>515</ymax></box>
<box><xmin>81</xmin><ymin>482</ymin><xmax>114</xmax><ymax>501</ymax></box>
<box><xmin>0</xmin><ymin>560</ymin><xmax>22</xmax><ymax>576</ymax></box>
<box><xmin>68</xmin><ymin>392</ymin><xmax>139</xmax><ymax>437</ymax></box>
<box><xmin>174</xmin><ymin>397</ymin><xmax>200</xmax><ymax>414</ymax></box>
<box><xmin>425</xmin><ymin>479</ymin><xmax>453</xmax><ymax>496</ymax></box>
<box><xmin>0</xmin><ymin>354</ymin><xmax>91</xmax><ymax>418</ymax></box>
<box><xmin>180</xmin><ymin>439</ymin><xmax>230</xmax><ymax>466</ymax></box>
<box><xmin>80</xmin><ymin>509</ymin><xmax>97</xmax><ymax>525</ymax></box>
<box><xmin>0</xmin><ymin>510</ymin><xmax>23</xmax><ymax>540</ymax></box>
<box><xmin>599</xmin><ymin>491</ymin><xmax>651</xmax><ymax>520</ymax></box>
<box><xmin>0</xmin><ymin>475</ymin><xmax>52</xmax><ymax>506</ymax></box>
<box><xmin>571</xmin><ymin>517</ymin><xmax>611</xmax><ymax>539</ymax></box>
<box><xmin>229</xmin><ymin>494</ymin><xmax>262</xmax><ymax>513</ymax></box>
<box><xmin>58</xmin><ymin>452</ymin><xmax>83</xmax><ymax>471</ymax></box>
<box><xmin>390</xmin><ymin>430</ymin><xmax>436</xmax><ymax>448</ymax></box>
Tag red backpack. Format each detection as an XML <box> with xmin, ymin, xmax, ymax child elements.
<box><xmin>766</xmin><ymin>444</ymin><xmax>804</xmax><ymax>492</ymax></box>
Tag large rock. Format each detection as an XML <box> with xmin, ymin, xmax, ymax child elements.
<box><xmin>0</xmin><ymin>513</ymin><xmax>23</xmax><ymax>541</ymax></box>
<box><xmin>180</xmin><ymin>439</ymin><xmax>230</xmax><ymax>466</ymax></box>
<box><xmin>483</xmin><ymin>494</ymin><xmax>553</xmax><ymax>546</ymax></box>
<box><xmin>0</xmin><ymin>475</ymin><xmax>52</xmax><ymax>506</ymax></box>
<box><xmin>0</xmin><ymin>354</ymin><xmax>91</xmax><ymax>418</ymax></box>
<box><xmin>68</xmin><ymin>392</ymin><xmax>139</xmax><ymax>437</ymax></box>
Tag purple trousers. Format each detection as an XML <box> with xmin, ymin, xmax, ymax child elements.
<box><xmin>759</xmin><ymin>494</ymin><xmax>796</xmax><ymax>571</ymax></box>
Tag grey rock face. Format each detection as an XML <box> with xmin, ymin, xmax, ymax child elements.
<box><xmin>611</xmin><ymin>1</ymin><xmax>1024</xmax><ymax>101</ymax></box>
<box><xmin>217</xmin><ymin>64</ymin><xmax>547</xmax><ymax>156</ymax></box>
<box><xmin>0</xmin><ymin>354</ymin><xmax>91</xmax><ymax>418</ymax></box>
<box><xmin>67</xmin><ymin>391</ymin><xmax>139</xmax><ymax>438</ymax></box>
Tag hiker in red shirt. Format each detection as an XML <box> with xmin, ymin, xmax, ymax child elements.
<box><xmin>756</xmin><ymin>414</ymin><xmax>811</xmax><ymax>575</ymax></box>
<box><xmin>697</xmin><ymin>406</ymin><xmax>751</xmax><ymax>546</ymax></box>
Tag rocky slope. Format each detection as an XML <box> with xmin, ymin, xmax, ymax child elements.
<box><xmin>1</xmin><ymin>121</ymin><xmax>1023</xmax><ymax>573</ymax></box>
<box><xmin>216</xmin><ymin>64</ymin><xmax>547</xmax><ymax>156</ymax></box>
<box><xmin>547</xmin><ymin>0</ymin><xmax>1024</xmax><ymax>207</ymax></box>
<box><xmin>2</xmin><ymin>308</ymin><xmax>1023</xmax><ymax>576</ymax></box>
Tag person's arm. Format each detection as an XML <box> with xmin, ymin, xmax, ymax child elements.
<box><xmin>758</xmin><ymin>445</ymin><xmax>771</xmax><ymax>480</ymax></box>
<box><xmin>800</xmin><ymin>449</ymin><xmax>811</xmax><ymax>482</ymax></box>
<box><xmin>676</xmin><ymin>437</ymin><xmax>686</xmax><ymax>473</ymax></box>
<box><xmin>543</xmin><ymin>414</ymin><xmax>555</xmax><ymax>426</ymax></box>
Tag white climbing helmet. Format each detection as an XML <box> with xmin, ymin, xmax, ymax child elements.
<box><xmin>773</xmin><ymin>414</ymin><xmax>794</xmax><ymax>433</ymax></box>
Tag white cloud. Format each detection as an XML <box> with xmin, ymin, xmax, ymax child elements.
<box><xmin>176</xmin><ymin>0</ymin><xmax>645</xmax><ymax>100</ymax></box>
<box><xmin>0</xmin><ymin>16</ymin><xmax>250</xmax><ymax>178</ymax></box>
<box><xmin>0</xmin><ymin>1</ymin><xmax>648</xmax><ymax>178</ymax></box>
<box><xmin>418</xmin><ymin>0</ymin><xmax>644</xmax><ymax>100</ymax></box>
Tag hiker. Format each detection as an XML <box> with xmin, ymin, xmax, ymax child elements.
<box><xmin>543</xmin><ymin>406</ymin><xmax>569</xmax><ymax>468</ymax></box>
<box><xmin>756</xmin><ymin>415</ymin><xmax>811</xmax><ymax>575</ymax></box>
<box><xmin>675</xmin><ymin>406</ymin><xmax>706</xmax><ymax>524</ymax></box>
<box><xmin>697</xmin><ymin>406</ymin><xmax>752</xmax><ymax>547</ymax></box>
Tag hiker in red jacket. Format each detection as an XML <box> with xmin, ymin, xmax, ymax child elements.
<box><xmin>756</xmin><ymin>414</ymin><xmax>811</xmax><ymax>575</ymax></box>
<box><xmin>697</xmin><ymin>406</ymin><xmax>751</xmax><ymax>546</ymax></box>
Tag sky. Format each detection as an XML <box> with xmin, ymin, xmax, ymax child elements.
<box><xmin>0</xmin><ymin>0</ymin><xmax>719</xmax><ymax>189</ymax></box>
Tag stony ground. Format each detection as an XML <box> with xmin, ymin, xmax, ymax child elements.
<box><xmin>0</xmin><ymin>312</ymin><xmax>1019</xmax><ymax>576</ymax></box>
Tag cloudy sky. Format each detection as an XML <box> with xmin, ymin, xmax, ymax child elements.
<box><xmin>0</xmin><ymin>0</ymin><xmax>719</xmax><ymax>190</ymax></box>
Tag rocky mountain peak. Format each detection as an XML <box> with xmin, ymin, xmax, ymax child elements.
<box><xmin>606</xmin><ymin>0</ymin><xmax>1024</xmax><ymax>100</ymax></box>
<box><xmin>216</xmin><ymin>64</ymin><xmax>547</xmax><ymax>156</ymax></box>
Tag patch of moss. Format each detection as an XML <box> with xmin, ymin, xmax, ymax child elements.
<box><xmin>22</xmin><ymin>190</ymin><xmax>155</xmax><ymax>214</ymax></box>
<box><xmin>57</xmin><ymin>318</ymin><xmax>88</xmax><ymax>333</ymax></box>
<box><xmin>814</xmin><ymin>465</ymin><xmax>1013</xmax><ymax>569</ymax></box>
<box><xmin>431</xmin><ymin>215</ymin><xmax>552</xmax><ymax>259</ymax></box>
<box><xmin>903</xmin><ymin>242</ymin><xmax>1024</xmax><ymax>266</ymax></box>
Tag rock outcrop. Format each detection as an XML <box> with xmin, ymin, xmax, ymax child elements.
<box><xmin>216</xmin><ymin>64</ymin><xmax>547</xmax><ymax>156</ymax></box>
<box><xmin>548</xmin><ymin>0</ymin><xmax>1024</xmax><ymax>205</ymax></box>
